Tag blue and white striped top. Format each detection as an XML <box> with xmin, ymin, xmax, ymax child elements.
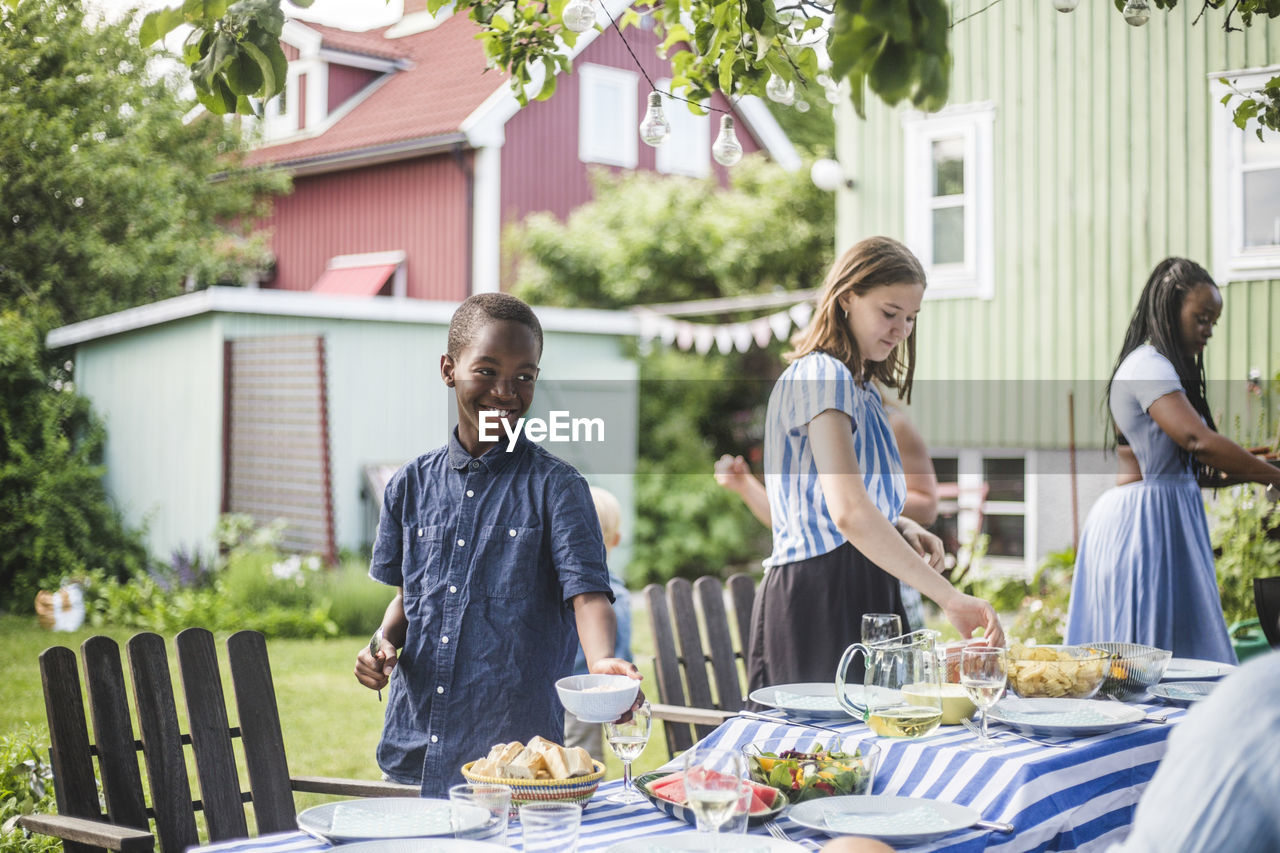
<box><xmin>762</xmin><ymin>351</ymin><xmax>906</xmax><ymax>568</ymax></box>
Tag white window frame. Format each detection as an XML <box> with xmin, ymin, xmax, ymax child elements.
<box><xmin>577</xmin><ymin>63</ymin><xmax>638</xmax><ymax>169</ymax></box>
<box><xmin>653</xmin><ymin>78</ymin><xmax>710</xmax><ymax>178</ymax></box>
<box><xmin>902</xmin><ymin>102</ymin><xmax>995</xmax><ymax>300</ymax></box>
<box><xmin>932</xmin><ymin>448</ymin><xmax>1033</xmax><ymax>576</ymax></box>
<box><xmin>1211</xmin><ymin>66</ymin><xmax>1280</xmax><ymax>283</ymax></box>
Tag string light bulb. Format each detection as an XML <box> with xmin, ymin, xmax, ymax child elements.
<box><xmin>639</xmin><ymin>91</ymin><xmax>670</xmax><ymax>147</ymax></box>
<box><xmin>711</xmin><ymin>115</ymin><xmax>743</xmax><ymax>166</ymax></box>
<box><xmin>1122</xmin><ymin>0</ymin><xmax>1150</xmax><ymax>26</ymax></box>
<box><xmin>1052</xmin><ymin>0</ymin><xmax>1079</xmax><ymax>11</ymax></box>
<box><xmin>561</xmin><ymin>0</ymin><xmax>596</xmax><ymax>33</ymax></box>
<box><xmin>765</xmin><ymin>74</ymin><xmax>795</xmax><ymax>106</ymax></box>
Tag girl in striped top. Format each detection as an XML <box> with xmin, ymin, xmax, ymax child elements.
<box><xmin>748</xmin><ymin>236</ymin><xmax>1004</xmax><ymax>691</ymax></box>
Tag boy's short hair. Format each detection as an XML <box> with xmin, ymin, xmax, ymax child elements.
<box><xmin>589</xmin><ymin>486</ymin><xmax>621</xmax><ymax>544</ymax></box>
<box><xmin>447</xmin><ymin>293</ymin><xmax>544</xmax><ymax>359</ymax></box>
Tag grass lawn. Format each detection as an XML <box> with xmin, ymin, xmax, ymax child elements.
<box><xmin>0</xmin><ymin>600</ymin><xmax>671</xmax><ymax>813</ymax></box>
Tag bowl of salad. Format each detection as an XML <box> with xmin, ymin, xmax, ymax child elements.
<box><xmin>742</xmin><ymin>736</ymin><xmax>880</xmax><ymax>803</ymax></box>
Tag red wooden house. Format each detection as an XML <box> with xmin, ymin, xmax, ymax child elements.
<box><xmin>243</xmin><ymin>0</ymin><xmax>800</xmax><ymax>300</ymax></box>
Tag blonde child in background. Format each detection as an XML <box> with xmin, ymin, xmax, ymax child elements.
<box><xmin>564</xmin><ymin>486</ymin><xmax>634</xmax><ymax>762</ymax></box>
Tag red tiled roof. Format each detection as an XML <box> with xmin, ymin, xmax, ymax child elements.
<box><xmin>247</xmin><ymin>13</ymin><xmax>508</xmax><ymax>168</ymax></box>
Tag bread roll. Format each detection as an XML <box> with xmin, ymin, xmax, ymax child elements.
<box><xmin>506</xmin><ymin>746</ymin><xmax>546</xmax><ymax>780</ymax></box>
<box><xmin>492</xmin><ymin>741</ymin><xmax>524</xmax><ymax>765</ymax></box>
<box><xmin>470</xmin><ymin>757</ymin><xmax>503</xmax><ymax>778</ymax></box>
<box><xmin>566</xmin><ymin>746</ymin><xmax>595</xmax><ymax>777</ymax></box>
<box><xmin>542</xmin><ymin>745</ymin><xmax>572</xmax><ymax>779</ymax></box>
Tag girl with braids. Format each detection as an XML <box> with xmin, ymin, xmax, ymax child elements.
<box><xmin>749</xmin><ymin>236</ymin><xmax>1003</xmax><ymax>691</ymax></box>
<box><xmin>1067</xmin><ymin>258</ymin><xmax>1280</xmax><ymax>662</ymax></box>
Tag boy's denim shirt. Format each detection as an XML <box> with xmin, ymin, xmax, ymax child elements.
<box><xmin>370</xmin><ymin>430</ymin><xmax>613</xmax><ymax>795</ymax></box>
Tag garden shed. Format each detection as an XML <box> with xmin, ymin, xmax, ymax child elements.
<box><xmin>47</xmin><ymin>287</ymin><xmax>640</xmax><ymax>563</ymax></box>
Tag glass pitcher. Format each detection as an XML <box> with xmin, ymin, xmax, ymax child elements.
<box><xmin>836</xmin><ymin>629</ymin><xmax>944</xmax><ymax>738</ymax></box>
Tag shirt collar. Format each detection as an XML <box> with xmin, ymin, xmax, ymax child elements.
<box><xmin>447</xmin><ymin>428</ymin><xmax>527</xmax><ymax>472</ymax></box>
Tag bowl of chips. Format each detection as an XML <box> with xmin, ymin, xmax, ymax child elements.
<box><xmin>1006</xmin><ymin>643</ymin><xmax>1109</xmax><ymax>699</ymax></box>
<box><xmin>1090</xmin><ymin>642</ymin><xmax>1172</xmax><ymax>701</ymax></box>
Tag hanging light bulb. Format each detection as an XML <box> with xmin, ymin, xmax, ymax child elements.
<box><xmin>765</xmin><ymin>74</ymin><xmax>795</xmax><ymax>106</ymax></box>
<box><xmin>561</xmin><ymin>0</ymin><xmax>596</xmax><ymax>33</ymax></box>
<box><xmin>639</xmin><ymin>91</ymin><xmax>670</xmax><ymax>147</ymax></box>
<box><xmin>1052</xmin><ymin>0</ymin><xmax>1079</xmax><ymax>11</ymax></box>
<box><xmin>711</xmin><ymin>115</ymin><xmax>743</xmax><ymax>166</ymax></box>
<box><xmin>1122</xmin><ymin>0</ymin><xmax>1150</xmax><ymax>26</ymax></box>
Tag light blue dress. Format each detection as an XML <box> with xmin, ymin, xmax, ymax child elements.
<box><xmin>1066</xmin><ymin>346</ymin><xmax>1236</xmax><ymax>663</ymax></box>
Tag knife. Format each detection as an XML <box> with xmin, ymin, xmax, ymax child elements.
<box><xmin>974</xmin><ymin>818</ymin><xmax>1015</xmax><ymax>833</ymax></box>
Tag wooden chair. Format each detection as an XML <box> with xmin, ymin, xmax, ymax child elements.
<box><xmin>644</xmin><ymin>573</ymin><xmax>756</xmax><ymax>756</ymax></box>
<box><xmin>18</xmin><ymin>628</ymin><xmax>416</xmax><ymax>853</ymax></box>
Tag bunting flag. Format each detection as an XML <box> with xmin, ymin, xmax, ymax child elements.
<box><xmin>633</xmin><ymin>299</ymin><xmax>814</xmax><ymax>354</ymax></box>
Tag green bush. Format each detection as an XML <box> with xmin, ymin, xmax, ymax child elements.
<box><xmin>0</xmin><ymin>312</ymin><xmax>147</xmax><ymax>611</ymax></box>
<box><xmin>0</xmin><ymin>726</ymin><xmax>58</xmax><ymax>853</ymax></box>
<box><xmin>1209</xmin><ymin>485</ymin><xmax>1280</xmax><ymax>625</ymax></box>
<box><xmin>317</xmin><ymin>559</ymin><xmax>395</xmax><ymax>637</ymax></box>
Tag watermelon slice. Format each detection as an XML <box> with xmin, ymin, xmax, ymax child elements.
<box><xmin>646</xmin><ymin>771</ymin><xmax>779</xmax><ymax>816</ymax></box>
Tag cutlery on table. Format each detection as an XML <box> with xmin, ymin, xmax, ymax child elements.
<box><xmin>764</xmin><ymin>819</ymin><xmax>793</xmax><ymax>841</ymax></box>
<box><xmin>735</xmin><ymin>709</ymin><xmax>847</xmax><ymax>734</ymax></box>
<box><xmin>972</xmin><ymin>818</ymin><xmax>1016</xmax><ymax>833</ymax></box>
<box><xmin>960</xmin><ymin>717</ymin><xmax>1070</xmax><ymax>749</ymax></box>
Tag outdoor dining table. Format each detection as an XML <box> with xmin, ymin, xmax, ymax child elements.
<box><xmin>189</xmin><ymin>701</ymin><xmax>1185</xmax><ymax>853</ymax></box>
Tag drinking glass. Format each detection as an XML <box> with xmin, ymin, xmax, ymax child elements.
<box><xmin>519</xmin><ymin>802</ymin><xmax>582</xmax><ymax>853</ymax></box>
<box><xmin>604</xmin><ymin>700</ymin><xmax>651</xmax><ymax>803</ymax></box>
<box><xmin>861</xmin><ymin>613</ymin><xmax>903</xmax><ymax>644</ymax></box>
<box><xmin>960</xmin><ymin>646</ymin><xmax>1007</xmax><ymax>749</ymax></box>
<box><xmin>448</xmin><ymin>783</ymin><xmax>511</xmax><ymax>844</ymax></box>
<box><xmin>681</xmin><ymin>745</ymin><xmax>748</xmax><ymax>850</ymax></box>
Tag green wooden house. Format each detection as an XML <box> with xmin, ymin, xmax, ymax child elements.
<box><xmin>831</xmin><ymin>2</ymin><xmax>1279</xmax><ymax>573</ymax></box>
<box><xmin>47</xmin><ymin>287</ymin><xmax>639</xmax><ymax>565</ymax></box>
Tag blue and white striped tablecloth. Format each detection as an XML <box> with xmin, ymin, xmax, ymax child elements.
<box><xmin>189</xmin><ymin>704</ymin><xmax>1183</xmax><ymax>853</ymax></box>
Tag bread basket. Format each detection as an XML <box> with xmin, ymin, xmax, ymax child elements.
<box><xmin>461</xmin><ymin>760</ymin><xmax>605</xmax><ymax>810</ymax></box>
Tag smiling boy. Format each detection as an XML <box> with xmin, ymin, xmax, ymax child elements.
<box><xmin>353</xmin><ymin>293</ymin><xmax>638</xmax><ymax>796</ymax></box>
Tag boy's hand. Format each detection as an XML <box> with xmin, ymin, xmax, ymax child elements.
<box><xmin>589</xmin><ymin>658</ymin><xmax>645</xmax><ymax>720</ymax></box>
<box><xmin>355</xmin><ymin>634</ymin><xmax>398</xmax><ymax>691</ymax></box>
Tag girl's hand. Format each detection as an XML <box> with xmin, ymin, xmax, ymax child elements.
<box><xmin>942</xmin><ymin>594</ymin><xmax>1005</xmax><ymax>649</ymax></box>
<box><xmin>714</xmin><ymin>454</ymin><xmax>753</xmax><ymax>494</ymax></box>
<box><xmin>897</xmin><ymin>518</ymin><xmax>945</xmax><ymax>570</ymax></box>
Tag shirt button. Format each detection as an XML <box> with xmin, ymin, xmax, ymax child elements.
<box><xmin>457</xmin><ymin>539</ymin><xmax>465</xmax><ymax>547</ymax></box>
<box><xmin>417</xmin><ymin>528</ymin><xmax>424</xmax><ymax>537</ymax></box>
<box><xmin>449</xmin><ymin>585</ymin><xmax>457</xmax><ymax>593</ymax></box>
<box><xmin>466</xmin><ymin>490</ymin><xmax>474</xmax><ymax>498</ymax></box>
<box><xmin>430</xmin><ymin>734</ymin><xmax>439</xmax><ymax>743</ymax></box>
<box><xmin>508</xmin><ymin>529</ymin><xmax>517</xmax><ymax>537</ymax></box>
<box><xmin>441</xmin><ymin>635</ymin><xmax>450</xmax><ymax>644</ymax></box>
<box><xmin>436</xmin><ymin>686</ymin><xmax>444</xmax><ymax>694</ymax></box>
<box><xmin>470</xmin><ymin>461</ymin><xmax>480</xmax><ymax>470</ymax></box>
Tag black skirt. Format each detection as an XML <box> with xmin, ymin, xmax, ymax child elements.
<box><xmin>747</xmin><ymin>541</ymin><xmax>910</xmax><ymax>694</ymax></box>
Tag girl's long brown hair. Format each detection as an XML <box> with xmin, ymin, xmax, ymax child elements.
<box><xmin>786</xmin><ymin>236</ymin><xmax>927</xmax><ymax>403</ymax></box>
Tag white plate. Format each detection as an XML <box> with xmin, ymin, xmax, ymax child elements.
<box><xmin>1161</xmin><ymin>658</ymin><xmax>1236</xmax><ymax>681</ymax></box>
<box><xmin>1148</xmin><ymin>681</ymin><xmax>1216</xmax><ymax>707</ymax></box>
<box><xmin>333</xmin><ymin>841</ymin><xmax>509</xmax><ymax>852</ymax></box>
<box><xmin>788</xmin><ymin>795</ymin><xmax>980</xmax><ymax>844</ymax></box>
<box><xmin>987</xmin><ymin>698</ymin><xmax>1145</xmax><ymax>736</ymax></box>
<box><xmin>605</xmin><ymin>830</ymin><xmax>806</xmax><ymax>852</ymax></box>
<box><xmin>749</xmin><ymin>682</ymin><xmax>865</xmax><ymax>720</ymax></box>
<box><xmin>297</xmin><ymin>798</ymin><xmax>488</xmax><ymax>842</ymax></box>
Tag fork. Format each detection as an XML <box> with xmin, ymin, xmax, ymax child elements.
<box><xmin>764</xmin><ymin>819</ymin><xmax>793</xmax><ymax>841</ymax></box>
<box><xmin>961</xmin><ymin>717</ymin><xmax>1071</xmax><ymax>749</ymax></box>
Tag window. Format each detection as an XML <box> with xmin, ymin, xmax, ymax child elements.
<box><xmin>654</xmin><ymin>79</ymin><xmax>710</xmax><ymax>178</ymax></box>
<box><xmin>1212</xmin><ymin>69</ymin><xmax>1280</xmax><ymax>282</ymax></box>
<box><xmin>578</xmin><ymin>64</ymin><xmax>638</xmax><ymax>169</ymax></box>
<box><xmin>902</xmin><ymin>103</ymin><xmax>995</xmax><ymax>299</ymax></box>
<box><xmin>929</xmin><ymin>450</ymin><xmax>1030</xmax><ymax>574</ymax></box>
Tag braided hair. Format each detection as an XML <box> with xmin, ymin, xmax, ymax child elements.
<box><xmin>1105</xmin><ymin>257</ymin><xmax>1218</xmax><ymax>475</ymax></box>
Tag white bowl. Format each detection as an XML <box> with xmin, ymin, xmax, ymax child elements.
<box><xmin>555</xmin><ymin>674</ymin><xmax>639</xmax><ymax>723</ymax></box>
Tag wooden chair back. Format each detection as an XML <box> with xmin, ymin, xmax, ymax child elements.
<box><xmin>36</xmin><ymin>628</ymin><xmax>300</xmax><ymax>853</ymax></box>
<box><xmin>644</xmin><ymin>573</ymin><xmax>756</xmax><ymax>756</ymax></box>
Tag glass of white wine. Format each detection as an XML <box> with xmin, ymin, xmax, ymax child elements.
<box><xmin>681</xmin><ymin>745</ymin><xmax>747</xmax><ymax>849</ymax></box>
<box><xmin>960</xmin><ymin>646</ymin><xmax>1007</xmax><ymax>750</ymax></box>
<box><xmin>604</xmin><ymin>700</ymin><xmax>651</xmax><ymax>804</ymax></box>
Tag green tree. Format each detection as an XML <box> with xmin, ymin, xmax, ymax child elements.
<box><xmin>136</xmin><ymin>0</ymin><xmax>1279</xmax><ymax>134</ymax></box>
<box><xmin>0</xmin><ymin>0</ymin><xmax>285</xmax><ymax>330</ymax></box>
<box><xmin>509</xmin><ymin>159</ymin><xmax>831</xmax><ymax>583</ymax></box>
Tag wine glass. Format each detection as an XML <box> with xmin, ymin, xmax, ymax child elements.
<box><xmin>960</xmin><ymin>646</ymin><xmax>1007</xmax><ymax>749</ymax></box>
<box><xmin>604</xmin><ymin>700</ymin><xmax>651</xmax><ymax>803</ymax></box>
<box><xmin>681</xmin><ymin>745</ymin><xmax>747</xmax><ymax>849</ymax></box>
<box><xmin>861</xmin><ymin>613</ymin><xmax>903</xmax><ymax>644</ymax></box>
